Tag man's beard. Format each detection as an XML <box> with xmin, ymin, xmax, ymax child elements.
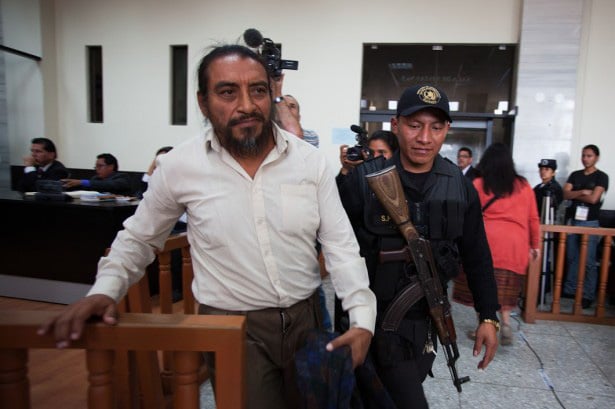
<box><xmin>218</xmin><ymin>112</ymin><xmax>272</xmax><ymax>158</ymax></box>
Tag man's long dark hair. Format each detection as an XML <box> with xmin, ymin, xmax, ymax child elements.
<box><xmin>477</xmin><ymin>143</ymin><xmax>526</xmax><ymax>197</ymax></box>
<box><xmin>196</xmin><ymin>44</ymin><xmax>270</xmax><ymax>97</ymax></box>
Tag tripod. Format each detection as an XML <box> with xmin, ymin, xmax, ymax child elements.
<box><xmin>539</xmin><ymin>193</ymin><xmax>555</xmax><ymax>308</ymax></box>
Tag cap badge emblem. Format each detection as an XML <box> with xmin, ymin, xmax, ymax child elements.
<box><xmin>416</xmin><ymin>86</ymin><xmax>441</xmax><ymax>105</ymax></box>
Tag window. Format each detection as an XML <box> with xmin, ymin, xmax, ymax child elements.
<box><xmin>87</xmin><ymin>46</ymin><xmax>103</xmax><ymax>123</ymax></box>
<box><xmin>360</xmin><ymin>44</ymin><xmax>517</xmax><ymax>155</ymax></box>
<box><xmin>171</xmin><ymin>45</ymin><xmax>188</xmax><ymax>125</ymax></box>
<box><xmin>361</xmin><ymin>44</ymin><xmax>516</xmax><ymax>114</ymax></box>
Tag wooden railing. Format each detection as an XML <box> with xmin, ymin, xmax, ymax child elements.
<box><xmin>523</xmin><ymin>224</ymin><xmax>615</xmax><ymax>325</ymax></box>
<box><xmin>119</xmin><ymin>232</ymin><xmax>195</xmax><ymax>316</ymax></box>
<box><xmin>115</xmin><ymin>231</ymin><xmax>204</xmax><ymax>407</ymax></box>
<box><xmin>154</xmin><ymin>233</ymin><xmax>195</xmax><ymax>315</ymax></box>
<box><xmin>0</xmin><ymin>310</ymin><xmax>246</xmax><ymax>409</ymax></box>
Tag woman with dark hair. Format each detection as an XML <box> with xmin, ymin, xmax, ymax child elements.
<box><xmin>454</xmin><ymin>143</ymin><xmax>540</xmax><ymax>345</ymax></box>
<box><xmin>338</xmin><ymin>130</ymin><xmax>399</xmax><ymax>176</ymax></box>
<box><xmin>367</xmin><ymin>130</ymin><xmax>398</xmax><ymax>159</ymax></box>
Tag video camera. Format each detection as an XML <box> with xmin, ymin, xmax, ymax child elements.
<box><xmin>346</xmin><ymin>125</ymin><xmax>372</xmax><ymax>161</ymax></box>
<box><xmin>243</xmin><ymin>28</ymin><xmax>299</xmax><ymax>79</ymax></box>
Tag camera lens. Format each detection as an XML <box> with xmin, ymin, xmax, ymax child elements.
<box><xmin>346</xmin><ymin>147</ymin><xmax>362</xmax><ymax>161</ymax></box>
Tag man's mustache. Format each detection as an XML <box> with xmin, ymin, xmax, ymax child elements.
<box><xmin>228</xmin><ymin>113</ymin><xmax>266</xmax><ymax>127</ymax></box>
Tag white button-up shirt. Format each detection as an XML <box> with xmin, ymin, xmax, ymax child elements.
<box><xmin>89</xmin><ymin>123</ymin><xmax>376</xmax><ymax>333</ymax></box>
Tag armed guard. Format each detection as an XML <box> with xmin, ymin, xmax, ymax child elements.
<box><xmin>337</xmin><ymin>84</ymin><xmax>500</xmax><ymax>408</ymax></box>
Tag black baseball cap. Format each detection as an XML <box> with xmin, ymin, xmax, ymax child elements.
<box><xmin>538</xmin><ymin>159</ymin><xmax>557</xmax><ymax>170</ymax></box>
<box><xmin>396</xmin><ymin>85</ymin><xmax>452</xmax><ymax>122</ymax></box>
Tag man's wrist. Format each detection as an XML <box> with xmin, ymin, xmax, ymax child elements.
<box><xmin>480</xmin><ymin>319</ymin><xmax>500</xmax><ymax>332</ymax></box>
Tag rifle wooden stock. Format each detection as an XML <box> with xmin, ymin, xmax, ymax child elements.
<box><xmin>365</xmin><ymin>166</ymin><xmax>418</xmax><ymax>241</ymax></box>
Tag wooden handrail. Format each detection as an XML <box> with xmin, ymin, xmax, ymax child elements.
<box><xmin>523</xmin><ymin>224</ymin><xmax>615</xmax><ymax>325</ymax></box>
<box><xmin>155</xmin><ymin>232</ymin><xmax>195</xmax><ymax>315</ymax></box>
<box><xmin>0</xmin><ymin>311</ymin><xmax>246</xmax><ymax>409</ymax></box>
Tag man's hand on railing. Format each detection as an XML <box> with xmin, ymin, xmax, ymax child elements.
<box><xmin>37</xmin><ymin>294</ymin><xmax>118</xmax><ymax>348</ymax></box>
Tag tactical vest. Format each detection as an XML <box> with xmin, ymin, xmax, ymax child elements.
<box><xmin>355</xmin><ymin>156</ymin><xmax>468</xmax><ymax>308</ymax></box>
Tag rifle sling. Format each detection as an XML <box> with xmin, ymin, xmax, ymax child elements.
<box><xmin>381</xmin><ymin>279</ymin><xmax>424</xmax><ymax>332</ymax></box>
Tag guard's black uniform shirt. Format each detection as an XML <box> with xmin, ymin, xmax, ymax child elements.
<box><xmin>337</xmin><ymin>152</ymin><xmax>499</xmax><ymax>322</ymax></box>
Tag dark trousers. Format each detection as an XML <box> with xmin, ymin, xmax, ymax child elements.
<box><xmin>199</xmin><ymin>292</ymin><xmax>321</xmax><ymax>409</ymax></box>
<box><xmin>371</xmin><ymin>318</ymin><xmax>436</xmax><ymax>409</ymax></box>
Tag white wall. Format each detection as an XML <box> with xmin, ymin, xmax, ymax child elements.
<box><xmin>30</xmin><ymin>0</ymin><xmax>520</xmax><ymax>172</ymax></box>
<box><xmin>574</xmin><ymin>0</ymin><xmax>615</xmax><ymax>208</ymax></box>
<box><xmin>1</xmin><ymin>0</ymin><xmax>44</xmax><ymax>168</ymax></box>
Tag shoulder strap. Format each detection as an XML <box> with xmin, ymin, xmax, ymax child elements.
<box><xmin>481</xmin><ymin>195</ymin><xmax>500</xmax><ymax>213</ymax></box>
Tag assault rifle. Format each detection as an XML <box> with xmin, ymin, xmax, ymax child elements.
<box><xmin>365</xmin><ymin>165</ymin><xmax>470</xmax><ymax>392</ymax></box>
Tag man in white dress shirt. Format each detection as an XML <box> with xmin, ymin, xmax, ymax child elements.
<box><xmin>40</xmin><ymin>44</ymin><xmax>376</xmax><ymax>409</ymax></box>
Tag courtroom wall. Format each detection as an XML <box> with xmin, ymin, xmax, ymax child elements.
<box><xmin>2</xmin><ymin>0</ymin><xmax>614</xmax><ymax>208</ymax></box>
<box><xmin>33</xmin><ymin>0</ymin><xmax>522</xmax><ymax>170</ymax></box>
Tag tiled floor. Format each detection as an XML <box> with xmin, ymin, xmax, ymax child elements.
<box><xmin>423</xmin><ymin>303</ymin><xmax>615</xmax><ymax>409</ymax></box>
<box><xmin>200</xmin><ymin>279</ymin><xmax>615</xmax><ymax>408</ymax></box>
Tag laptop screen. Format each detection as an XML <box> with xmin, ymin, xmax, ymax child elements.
<box><xmin>35</xmin><ymin>180</ymin><xmax>64</xmax><ymax>193</ymax></box>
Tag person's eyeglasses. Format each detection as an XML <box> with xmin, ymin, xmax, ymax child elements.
<box><xmin>457</xmin><ymin>155</ymin><xmax>470</xmax><ymax>159</ymax></box>
<box><xmin>94</xmin><ymin>164</ymin><xmax>109</xmax><ymax>169</ymax></box>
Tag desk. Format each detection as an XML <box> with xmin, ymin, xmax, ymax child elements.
<box><xmin>0</xmin><ymin>190</ymin><xmax>138</xmax><ymax>303</ymax></box>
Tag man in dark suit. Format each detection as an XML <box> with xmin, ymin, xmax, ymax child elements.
<box><xmin>18</xmin><ymin>137</ymin><xmax>69</xmax><ymax>192</ymax></box>
<box><xmin>62</xmin><ymin>153</ymin><xmax>133</xmax><ymax>195</ymax></box>
<box><xmin>457</xmin><ymin>146</ymin><xmax>479</xmax><ymax>180</ymax></box>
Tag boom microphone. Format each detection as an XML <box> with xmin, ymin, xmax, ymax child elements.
<box><xmin>350</xmin><ymin>124</ymin><xmax>367</xmax><ymax>135</ymax></box>
<box><xmin>243</xmin><ymin>28</ymin><xmax>264</xmax><ymax>48</ymax></box>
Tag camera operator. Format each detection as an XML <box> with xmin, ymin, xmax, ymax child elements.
<box><xmin>270</xmin><ymin>74</ymin><xmax>304</xmax><ymax>138</ymax></box>
<box><xmin>243</xmin><ymin>29</ymin><xmax>303</xmax><ymax>140</ymax></box>
<box><xmin>338</xmin><ymin>130</ymin><xmax>399</xmax><ymax>176</ymax></box>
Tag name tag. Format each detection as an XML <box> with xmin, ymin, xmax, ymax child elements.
<box><xmin>575</xmin><ymin>205</ymin><xmax>589</xmax><ymax>221</ymax></box>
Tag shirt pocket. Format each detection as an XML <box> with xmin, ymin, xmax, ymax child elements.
<box><xmin>280</xmin><ymin>184</ymin><xmax>320</xmax><ymax>236</ymax></box>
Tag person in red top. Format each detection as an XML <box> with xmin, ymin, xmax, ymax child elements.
<box><xmin>475</xmin><ymin>143</ymin><xmax>540</xmax><ymax>343</ymax></box>
<box><xmin>457</xmin><ymin>143</ymin><xmax>540</xmax><ymax>345</ymax></box>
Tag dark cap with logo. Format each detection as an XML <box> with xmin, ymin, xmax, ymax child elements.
<box><xmin>396</xmin><ymin>84</ymin><xmax>452</xmax><ymax>122</ymax></box>
<box><xmin>538</xmin><ymin>159</ymin><xmax>557</xmax><ymax>170</ymax></box>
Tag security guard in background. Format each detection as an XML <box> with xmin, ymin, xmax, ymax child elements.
<box><xmin>337</xmin><ymin>84</ymin><xmax>500</xmax><ymax>408</ymax></box>
<box><xmin>533</xmin><ymin>159</ymin><xmax>563</xmax><ymax>222</ymax></box>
